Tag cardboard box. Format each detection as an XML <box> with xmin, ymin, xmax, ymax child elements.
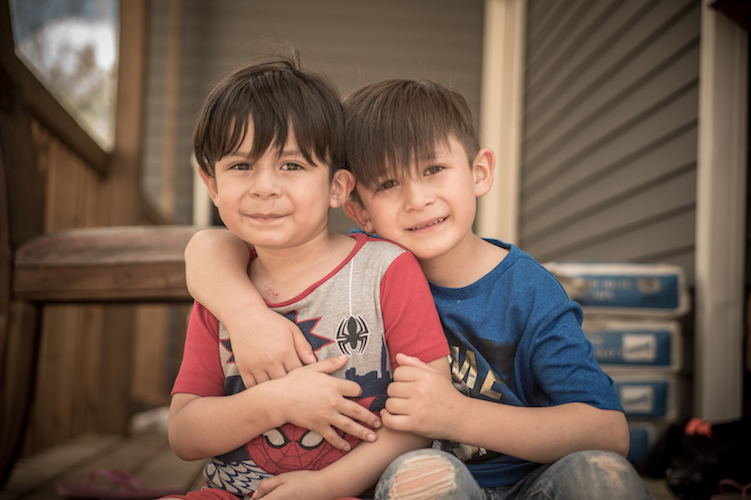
<box><xmin>582</xmin><ymin>319</ymin><xmax>683</xmax><ymax>372</ymax></box>
<box><xmin>611</xmin><ymin>373</ymin><xmax>687</xmax><ymax>421</ymax></box>
<box><xmin>627</xmin><ymin>421</ymin><xmax>658</xmax><ymax>462</ymax></box>
<box><xmin>543</xmin><ymin>261</ymin><xmax>689</xmax><ymax>317</ymax></box>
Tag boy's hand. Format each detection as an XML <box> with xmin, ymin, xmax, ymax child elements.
<box><xmin>382</xmin><ymin>353</ymin><xmax>462</xmax><ymax>440</ymax></box>
<box><xmin>251</xmin><ymin>470</ymin><xmax>330</xmax><ymax>500</ymax></box>
<box><xmin>230</xmin><ymin>307</ymin><xmax>317</xmax><ymax>387</ymax></box>
<box><xmin>274</xmin><ymin>354</ymin><xmax>380</xmax><ymax>450</ymax></box>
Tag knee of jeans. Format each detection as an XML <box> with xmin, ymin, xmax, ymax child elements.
<box><xmin>557</xmin><ymin>450</ymin><xmax>649</xmax><ymax>500</ymax></box>
<box><xmin>376</xmin><ymin>450</ymin><xmax>465</xmax><ymax>500</ymax></box>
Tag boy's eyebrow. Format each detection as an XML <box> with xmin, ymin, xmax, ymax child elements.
<box><xmin>223</xmin><ymin>148</ymin><xmax>306</xmax><ymax>159</ymax></box>
<box><xmin>279</xmin><ymin>148</ymin><xmax>305</xmax><ymax>157</ymax></box>
<box><xmin>415</xmin><ymin>145</ymin><xmax>452</xmax><ymax>163</ymax></box>
<box><xmin>415</xmin><ymin>152</ymin><xmax>447</xmax><ymax>164</ymax></box>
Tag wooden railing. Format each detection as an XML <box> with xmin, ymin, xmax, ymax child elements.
<box><xmin>13</xmin><ymin>226</ymin><xmax>199</xmax><ymax>303</ymax></box>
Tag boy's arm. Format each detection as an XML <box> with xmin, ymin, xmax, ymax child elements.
<box><xmin>253</xmin><ymin>357</ymin><xmax>451</xmax><ymax>500</ymax></box>
<box><xmin>168</xmin><ymin>354</ymin><xmax>376</xmax><ymax>461</ymax></box>
<box><xmin>383</xmin><ymin>354</ymin><xmax>630</xmax><ymax>463</ymax></box>
<box><xmin>185</xmin><ymin>229</ymin><xmax>315</xmax><ymax>386</ymax></box>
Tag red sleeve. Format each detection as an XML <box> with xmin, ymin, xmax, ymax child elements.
<box><xmin>380</xmin><ymin>251</ymin><xmax>449</xmax><ymax>368</ymax></box>
<box><xmin>171</xmin><ymin>301</ymin><xmax>226</xmax><ymax>397</ymax></box>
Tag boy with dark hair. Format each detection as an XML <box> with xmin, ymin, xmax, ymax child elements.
<box><xmin>168</xmin><ymin>59</ymin><xmax>450</xmax><ymax>500</ymax></box>
<box><xmin>184</xmin><ymin>76</ymin><xmax>653</xmax><ymax>499</ymax></box>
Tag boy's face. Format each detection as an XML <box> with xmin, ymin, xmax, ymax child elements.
<box><xmin>345</xmin><ymin>135</ymin><xmax>494</xmax><ymax>263</ymax></box>
<box><xmin>200</xmin><ymin>125</ymin><xmax>354</xmax><ymax>251</ymax></box>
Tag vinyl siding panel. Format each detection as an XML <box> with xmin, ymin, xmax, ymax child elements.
<box><xmin>141</xmin><ymin>0</ymin><xmax>484</xmax><ymax>230</ymax></box>
<box><xmin>519</xmin><ymin>0</ymin><xmax>700</xmax><ymax>285</ymax></box>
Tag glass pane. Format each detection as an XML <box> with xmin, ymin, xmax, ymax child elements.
<box><xmin>9</xmin><ymin>0</ymin><xmax>119</xmax><ymax>151</ymax></box>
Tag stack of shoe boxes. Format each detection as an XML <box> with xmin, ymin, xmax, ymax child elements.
<box><xmin>543</xmin><ymin>261</ymin><xmax>690</xmax><ymax>463</ymax></box>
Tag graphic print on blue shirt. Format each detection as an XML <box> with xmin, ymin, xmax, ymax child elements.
<box><xmin>445</xmin><ymin>324</ymin><xmax>523</xmax><ymax>407</ymax></box>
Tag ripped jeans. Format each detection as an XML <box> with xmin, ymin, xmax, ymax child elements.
<box><xmin>374</xmin><ymin>449</ymin><xmax>653</xmax><ymax>500</ymax></box>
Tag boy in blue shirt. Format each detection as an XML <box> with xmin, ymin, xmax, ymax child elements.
<box><xmin>184</xmin><ymin>78</ymin><xmax>652</xmax><ymax>499</ymax></box>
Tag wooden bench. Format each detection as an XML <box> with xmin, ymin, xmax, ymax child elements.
<box><xmin>0</xmin><ymin>432</ymin><xmax>206</xmax><ymax>500</ymax></box>
<box><xmin>12</xmin><ymin>225</ymin><xmax>201</xmax><ymax>303</ymax></box>
<box><xmin>2</xmin><ymin>225</ymin><xmax>203</xmax><ymax>487</ymax></box>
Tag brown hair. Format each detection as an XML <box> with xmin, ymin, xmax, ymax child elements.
<box><xmin>342</xmin><ymin>79</ymin><xmax>480</xmax><ymax>191</ymax></box>
<box><xmin>193</xmin><ymin>55</ymin><xmax>345</xmax><ymax>178</ymax></box>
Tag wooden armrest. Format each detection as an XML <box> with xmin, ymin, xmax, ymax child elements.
<box><xmin>12</xmin><ymin>225</ymin><xmax>204</xmax><ymax>302</ymax></box>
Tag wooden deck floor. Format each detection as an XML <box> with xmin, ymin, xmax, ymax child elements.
<box><xmin>0</xmin><ymin>432</ymin><xmax>205</xmax><ymax>500</ymax></box>
<box><xmin>1</xmin><ymin>431</ymin><xmax>674</xmax><ymax>500</ymax></box>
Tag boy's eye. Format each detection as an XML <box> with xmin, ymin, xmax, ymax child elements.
<box><xmin>281</xmin><ymin>162</ymin><xmax>303</xmax><ymax>171</ymax></box>
<box><xmin>425</xmin><ymin>165</ymin><xmax>444</xmax><ymax>175</ymax></box>
<box><xmin>229</xmin><ymin>162</ymin><xmax>250</xmax><ymax>171</ymax></box>
<box><xmin>376</xmin><ymin>179</ymin><xmax>398</xmax><ymax>191</ymax></box>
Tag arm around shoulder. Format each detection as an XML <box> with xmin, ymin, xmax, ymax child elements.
<box><xmin>184</xmin><ymin>228</ymin><xmax>256</xmax><ymax>313</ymax></box>
<box><xmin>184</xmin><ymin>228</ymin><xmax>316</xmax><ymax>385</ymax></box>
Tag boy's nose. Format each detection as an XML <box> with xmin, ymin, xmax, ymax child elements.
<box><xmin>250</xmin><ymin>168</ymin><xmax>280</xmax><ymax>198</ymax></box>
<box><xmin>403</xmin><ymin>180</ymin><xmax>433</xmax><ymax>210</ymax></box>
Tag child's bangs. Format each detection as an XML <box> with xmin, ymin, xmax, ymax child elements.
<box><xmin>374</xmin><ymin>126</ymin><xmax>448</xmax><ymax>188</ymax></box>
<box><xmin>348</xmin><ymin>105</ymin><xmax>455</xmax><ymax>190</ymax></box>
<box><xmin>194</xmin><ymin>58</ymin><xmax>344</xmax><ymax>176</ymax></box>
<box><xmin>344</xmin><ymin>79</ymin><xmax>478</xmax><ymax>190</ymax></box>
<box><xmin>225</xmin><ymin>87</ymin><xmax>331</xmax><ymax>168</ymax></box>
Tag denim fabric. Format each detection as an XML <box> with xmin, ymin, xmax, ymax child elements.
<box><xmin>375</xmin><ymin>449</ymin><xmax>654</xmax><ymax>500</ymax></box>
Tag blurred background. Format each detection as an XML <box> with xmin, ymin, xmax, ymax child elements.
<box><xmin>2</xmin><ymin>0</ymin><xmax>749</xmax><ymax>489</ymax></box>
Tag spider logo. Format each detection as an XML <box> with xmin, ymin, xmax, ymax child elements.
<box><xmin>336</xmin><ymin>315</ymin><xmax>369</xmax><ymax>355</ymax></box>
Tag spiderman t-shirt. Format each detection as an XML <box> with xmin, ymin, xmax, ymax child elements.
<box><xmin>172</xmin><ymin>232</ymin><xmax>449</xmax><ymax>496</ymax></box>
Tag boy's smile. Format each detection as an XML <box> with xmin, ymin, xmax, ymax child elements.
<box><xmin>408</xmin><ymin>216</ymin><xmax>448</xmax><ymax>232</ymax></box>
<box><xmin>249</xmin><ymin>213</ymin><xmax>286</xmax><ymax>222</ymax></box>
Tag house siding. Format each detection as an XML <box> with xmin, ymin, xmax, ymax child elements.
<box><xmin>519</xmin><ymin>0</ymin><xmax>700</xmax><ymax>285</ymax></box>
<box><xmin>140</xmin><ymin>0</ymin><xmax>484</xmax><ymax>232</ymax></box>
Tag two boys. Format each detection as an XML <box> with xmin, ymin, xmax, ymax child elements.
<box><xmin>180</xmin><ymin>62</ymin><xmax>654</xmax><ymax>499</ymax></box>
<box><xmin>167</xmin><ymin>57</ymin><xmax>450</xmax><ymax>500</ymax></box>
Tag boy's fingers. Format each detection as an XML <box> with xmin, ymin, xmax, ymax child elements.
<box><xmin>292</xmin><ymin>329</ymin><xmax>317</xmax><ymax>365</ymax></box>
<box><xmin>329</xmin><ymin>415</ymin><xmax>378</xmax><ymax>445</ymax></box>
<box><xmin>380</xmin><ymin>408</ymin><xmax>410</xmax><ymax>432</ymax></box>
<box><xmin>281</xmin><ymin>359</ymin><xmax>303</xmax><ymax>374</ymax></box>
<box><xmin>320</xmin><ymin>428</ymin><xmax>351</xmax><ymax>451</ymax></box>
<box><xmin>317</xmin><ymin>424</ymin><xmax>362</xmax><ymax>451</ymax></box>
<box><xmin>259</xmin><ymin>369</ymin><xmax>281</xmax><ymax>385</ymax></box>
<box><xmin>395</xmin><ymin>352</ymin><xmax>436</xmax><ymax>371</ymax></box>
<box><xmin>278</xmin><ymin>356</ymin><xmax>302</xmax><ymax>377</ymax></box>
<box><xmin>386</xmin><ymin>380</ymin><xmax>411</xmax><ymax>399</ymax></box>
<box><xmin>315</xmin><ymin>353</ymin><xmax>350</xmax><ymax>373</ymax></box>
<box><xmin>383</xmin><ymin>396</ymin><xmax>407</xmax><ymax>416</ymax></box>
<box><xmin>336</xmin><ymin>378</ymin><xmax>364</xmax><ymax>399</ymax></box>
<box><xmin>251</xmin><ymin>476</ymin><xmax>279</xmax><ymax>499</ymax></box>
<box><xmin>392</xmin><ymin>365</ymin><xmax>436</xmax><ymax>384</ymax></box>
<box><xmin>339</xmin><ymin>399</ymin><xmax>381</xmax><ymax>430</ymax></box>
<box><xmin>241</xmin><ymin>372</ymin><xmax>258</xmax><ymax>389</ymax></box>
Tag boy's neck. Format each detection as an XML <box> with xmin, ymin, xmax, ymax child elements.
<box><xmin>250</xmin><ymin>230</ymin><xmax>356</xmax><ymax>303</ymax></box>
<box><xmin>419</xmin><ymin>233</ymin><xmax>508</xmax><ymax>288</ymax></box>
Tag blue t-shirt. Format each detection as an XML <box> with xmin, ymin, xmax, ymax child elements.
<box><xmin>429</xmin><ymin>239</ymin><xmax>623</xmax><ymax>488</ymax></box>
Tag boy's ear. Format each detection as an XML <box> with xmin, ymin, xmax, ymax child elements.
<box><xmin>198</xmin><ymin>167</ymin><xmax>219</xmax><ymax>205</ymax></box>
<box><xmin>330</xmin><ymin>169</ymin><xmax>357</xmax><ymax>208</ymax></box>
<box><xmin>472</xmin><ymin>148</ymin><xmax>495</xmax><ymax>197</ymax></box>
<box><xmin>343</xmin><ymin>197</ymin><xmax>376</xmax><ymax>234</ymax></box>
